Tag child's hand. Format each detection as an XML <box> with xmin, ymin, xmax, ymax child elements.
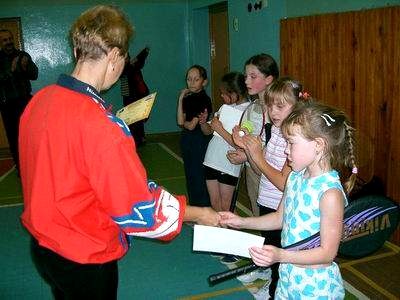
<box><xmin>226</xmin><ymin>149</ymin><xmax>247</xmax><ymax>164</ymax></box>
<box><xmin>242</xmin><ymin>135</ymin><xmax>263</xmax><ymax>161</ymax></box>
<box><xmin>191</xmin><ymin>117</ymin><xmax>200</xmax><ymax>125</ymax></box>
<box><xmin>232</xmin><ymin>125</ymin><xmax>248</xmax><ymax>149</ymax></box>
<box><xmin>249</xmin><ymin>245</ymin><xmax>282</xmax><ymax>267</ymax></box>
<box><xmin>218</xmin><ymin>211</ymin><xmax>244</xmax><ymax>229</ymax></box>
<box><xmin>210</xmin><ymin>116</ymin><xmax>223</xmax><ymax>132</ymax></box>
<box><xmin>198</xmin><ymin>109</ymin><xmax>208</xmax><ymax>124</ymax></box>
<box><xmin>179</xmin><ymin>88</ymin><xmax>190</xmax><ymax>101</ymax></box>
<box><xmin>185</xmin><ymin>117</ymin><xmax>199</xmax><ymax>130</ymax></box>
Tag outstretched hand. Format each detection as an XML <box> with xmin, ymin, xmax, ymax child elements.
<box><xmin>218</xmin><ymin>211</ymin><xmax>245</xmax><ymax>229</ymax></box>
<box><xmin>196</xmin><ymin>207</ymin><xmax>221</xmax><ymax>226</ymax></box>
<box><xmin>184</xmin><ymin>206</ymin><xmax>220</xmax><ymax>226</ymax></box>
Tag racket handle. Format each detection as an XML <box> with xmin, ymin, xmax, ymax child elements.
<box><xmin>229</xmin><ymin>168</ymin><xmax>243</xmax><ymax>212</ymax></box>
<box><xmin>208</xmin><ymin>263</ymin><xmax>258</xmax><ymax>286</ymax></box>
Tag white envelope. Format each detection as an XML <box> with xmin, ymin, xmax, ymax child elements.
<box><xmin>193</xmin><ymin>225</ymin><xmax>265</xmax><ymax>258</ymax></box>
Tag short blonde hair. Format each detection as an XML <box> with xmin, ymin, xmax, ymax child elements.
<box><xmin>265</xmin><ymin>77</ymin><xmax>302</xmax><ymax>107</ymax></box>
<box><xmin>70</xmin><ymin>5</ymin><xmax>134</xmax><ymax>61</ymax></box>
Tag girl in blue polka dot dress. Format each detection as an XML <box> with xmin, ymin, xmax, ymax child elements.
<box><xmin>220</xmin><ymin>101</ymin><xmax>358</xmax><ymax>299</ymax></box>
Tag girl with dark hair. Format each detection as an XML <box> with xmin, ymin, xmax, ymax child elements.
<box><xmin>203</xmin><ymin>72</ymin><xmax>249</xmax><ymax>212</ymax></box>
<box><xmin>227</xmin><ymin>53</ymin><xmax>279</xmax><ymax>217</ymax></box>
<box><xmin>177</xmin><ymin>65</ymin><xmax>212</xmax><ymax>207</ymax></box>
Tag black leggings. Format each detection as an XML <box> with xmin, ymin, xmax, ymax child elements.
<box><xmin>259</xmin><ymin>205</ymin><xmax>282</xmax><ymax>299</ymax></box>
<box><xmin>30</xmin><ymin>239</ymin><xmax>118</xmax><ymax>300</ymax></box>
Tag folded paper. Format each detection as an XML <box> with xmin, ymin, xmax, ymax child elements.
<box><xmin>116</xmin><ymin>92</ymin><xmax>156</xmax><ymax>125</ymax></box>
<box><xmin>193</xmin><ymin>225</ymin><xmax>265</xmax><ymax>258</ymax></box>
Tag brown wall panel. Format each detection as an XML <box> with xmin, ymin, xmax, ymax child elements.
<box><xmin>385</xmin><ymin>8</ymin><xmax>400</xmax><ymax>244</ymax></box>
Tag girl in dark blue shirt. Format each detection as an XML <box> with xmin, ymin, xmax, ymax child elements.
<box><xmin>177</xmin><ymin>65</ymin><xmax>212</xmax><ymax>206</ymax></box>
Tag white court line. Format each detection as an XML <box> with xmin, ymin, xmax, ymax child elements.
<box><xmin>0</xmin><ymin>164</ymin><xmax>15</xmax><ymax>183</ymax></box>
<box><xmin>0</xmin><ymin>165</ymin><xmax>22</xmax><ymax>208</ymax></box>
<box><xmin>157</xmin><ymin>142</ymin><xmax>183</xmax><ymax>163</ymax></box>
<box><xmin>157</xmin><ymin>141</ymin><xmax>367</xmax><ymax>299</ymax></box>
<box><xmin>0</xmin><ymin>202</ymin><xmax>23</xmax><ymax>208</ymax></box>
<box><xmin>344</xmin><ymin>279</ymin><xmax>370</xmax><ymax>299</ymax></box>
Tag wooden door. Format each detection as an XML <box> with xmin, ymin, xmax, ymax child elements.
<box><xmin>280</xmin><ymin>6</ymin><xmax>400</xmax><ymax>244</ymax></box>
<box><xmin>209</xmin><ymin>2</ymin><xmax>229</xmax><ymax>113</ymax></box>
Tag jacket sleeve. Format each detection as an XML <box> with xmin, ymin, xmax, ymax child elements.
<box><xmin>87</xmin><ymin>122</ymin><xmax>187</xmax><ymax>242</ymax></box>
<box><xmin>112</xmin><ymin>181</ymin><xmax>186</xmax><ymax>241</ymax></box>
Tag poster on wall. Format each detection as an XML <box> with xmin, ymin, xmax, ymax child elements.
<box><xmin>0</xmin><ymin>17</ymin><xmax>23</xmax><ymax>50</ymax></box>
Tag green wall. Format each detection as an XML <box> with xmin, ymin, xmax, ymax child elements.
<box><xmin>1</xmin><ymin>0</ymin><xmax>399</xmax><ymax>133</ymax></box>
<box><xmin>228</xmin><ymin>0</ymin><xmax>285</xmax><ymax>71</ymax></box>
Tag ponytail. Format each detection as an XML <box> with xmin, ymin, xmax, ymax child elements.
<box><xmin>343</xmin><ymin>121</ymin><xmax>357</xmax><ymax>194</ymax></box>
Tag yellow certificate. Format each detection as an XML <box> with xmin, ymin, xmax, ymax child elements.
<box><xmin>116</xmin><ymin>92</ymin><xmax>156</xmax><ymax>125</ymax></box>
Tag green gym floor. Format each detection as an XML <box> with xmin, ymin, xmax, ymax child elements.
<box><xmin>0</xmin><ymin>133</ymin><xmax>398</xmax><ymax>299</ymax></box>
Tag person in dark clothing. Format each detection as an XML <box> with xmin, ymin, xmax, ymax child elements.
<box><xmin>120</xmin><ymin>47</ymin><xmax>150</xmax><ymax>147</ymax></box>
<box><xmin>0</xmin><ymin>29</ymin><xmax>38</xmax><ymax>172</ymax></box>
<box><xmin>177</xmin><ymin>65</ymin><xmax>212</xmax><ymax>207</ymax></box>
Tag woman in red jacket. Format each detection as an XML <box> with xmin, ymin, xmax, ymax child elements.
<box><xmin>19</xmin><ymin>5</ymin><xmax>219</xmax><ymax>299</ymax></box>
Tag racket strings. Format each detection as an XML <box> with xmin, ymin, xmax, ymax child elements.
<box><xmin>240</xmin><ymin>101</ymin><xmax>266</xmax><ymax>137</ymax></box>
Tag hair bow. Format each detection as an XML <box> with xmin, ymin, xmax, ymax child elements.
<box><xmin>299</xmin><ymin>91</ymin><xmax>310</xmax><ymax>99</ymax></box>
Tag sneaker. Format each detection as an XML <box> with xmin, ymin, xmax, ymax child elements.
<box><xmin>253</xmin><ymin>281</ymin><xmax>271</xmax><ymax>300</ymax></box>
<box><xmin>220</xmin><ymin>254</ymin><xmax>242</xmax><ymax>265</ymax></box>
<box><xmin>237</xmin><ymin>268</ymin><xmax>271</xmax><ymax>283</ymax></box>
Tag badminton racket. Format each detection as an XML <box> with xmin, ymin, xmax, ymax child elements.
<box><xmin>208</xmin><ymin>194</ymin><xmax>399</xmax><ymax>285</ymax></box>
<box><xmin>229</xmin><ymin>99</ymin><xmax>268</xmax><ymax>213</ymax></box>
